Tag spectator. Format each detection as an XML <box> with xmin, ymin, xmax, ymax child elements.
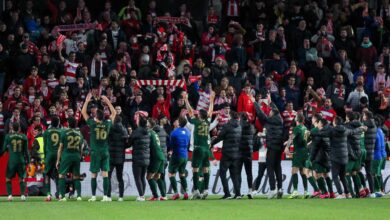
<box><xmin>356</xmin><ymin>35</ymin><xmax>377</xmax><ymax>67</ymax></box>
<box><xmin>347</xmin><ymin>81</ymin><xmax>369</xmax><ymax>112</ymax></box>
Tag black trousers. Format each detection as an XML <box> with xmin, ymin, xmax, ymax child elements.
<box><xmin>266</xmin><ymin>149</ymin><xmax>283</xmax><ymax>191</ymax></box>
<box><xmin>364</xmin><ymin>160</ymin><xmax>375</xmax><ymax>193</ymax></box>
<box><xmin>238</xmin><ymin>155</ymin><xmax>253</xmax><ymax>190</ymax></box>
<box><xmin>132</xmin><ymin>164</ymin><xmax>147</xmax><ymax>197</ymax></box>
<box><xmin>331</xmin><ymin>161</ymin><xmax>349</xmax><ymax>194</ymax></box>
<box><xmin>219</xmin><ymin>156</ymin><xmax>240</xmax><ymax>196</ymax></box>
<box><xmin>254</xmin><ymin>162</ymin><xmax>267</xmax><ymax>191</ymax></box>
<box><xmin>108</xmin><ymin>163</ymin><xmax>124</xmax><ymax>197</ymax></box>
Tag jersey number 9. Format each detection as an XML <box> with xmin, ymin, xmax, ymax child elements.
<box><xmin>51</xmin><ymin>133</ymin><xmax>60</xmax><ymax>146</ymax></box>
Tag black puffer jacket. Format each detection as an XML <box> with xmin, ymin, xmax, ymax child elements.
<box><xmin>240</xmin><ymin>120</ymin><xmax>255</xmax><ymax>156</ymax></box>
<box><xmin>254</xmin><ymin>102</ymin><xmax>284</xmax><ymax>151</ymax></box>
<box><xmin>129</xmin><ymin>127</ymin><xmax>151</xmax><ymax>166</ymax></box>
<box><xmin>310</xmin><ymin>126</ymin><xmax>331</xmax><ymax>169</ymax></box>
<box><xmin>346</xmin><ymin>121</ymin><xmax>363</xmax><ymax>161</ymax></box>
<box><xmin>211</xmin><ymin>119</ymin><xmax>242</xmax><ymax>159</ymax></box>
<box><xmin>363</xmin><ymin>119</ymin><xmax>377</xmax><ymax>161</ymax></box>
<box><xmin>109</xmin><ymin>122</ymin><xmax>129</xmax><ymax>164</ymax></box>
<box><xmin>153</xmin><ymin>125</ymin><xmax>168</xmax><ymax>158</ymax></box>
<box><xmin>329</xmin><ymin>124</ymin><xmax>362</xmax><ymax>165</ymax></box>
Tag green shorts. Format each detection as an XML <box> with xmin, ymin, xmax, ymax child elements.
<box><xmin>148</xmin><ymin>159</ymin><xmax>165</xmax><ymax>174</ymax></box>
<box><xmin>89</xmin><ymin>151</ymin><xmax>110</xmax><ymax>173</ymax></box>
<box><xmin>292</xmin><ymin>148</ymin><xmax>309</xmax><ymax>168</ymax></box>
<box><xmin>305</xmin><ymin>159</ymin><xmax>313</xmax><ymax>170</ymax></box>
<box><xmin>6</xmin><ymin>161</ymin><xmax>26</xmax><ymax>179</ymax></box>
<box><xmin>44</xmin><ymin>154</ymin><xmax>57</xmax><ymax>174</ymax></box>
<box><xmin>313</xmin><ymin>162</ymin><xmax>329</xmax><ymax>174</ymax></box>
<box><xmin>371</xmin><ymin>159</ymin><xmax>383</xmax><ymax>176</ymax></box>
<box><xmin>346</xmin><ymin>159</ymin><xmax>361</xmax><ymax>173</ymax></box>
<box><xmin>168</xmin><ymin>157</ymin><xmax>187</xmax><ymax>174</ymax></box>
<box><xmin>192</xmin><ymin>147</ymin><xmax>210</xmax><ymax>169</ymax></box>
<box><xmin>58</xmin><ymin>153</ymin><xmax>80</xmax><ymax>176</ymax></box>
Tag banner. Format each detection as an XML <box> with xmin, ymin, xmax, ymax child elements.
<box><xmin>154</xmin><ymin>16</ymin><xmax>190</xmax><ymax>27</ymax></box>
<box><xmin>51</xmin><ymin>161</ymin><xmax>390</xmax><ymax>197</ymax></box>
<box><xmin>136</xmin><ymin>80</ymin><xmax>186</xmax><ymax>90</ymax></box>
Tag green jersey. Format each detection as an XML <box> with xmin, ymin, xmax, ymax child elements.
<box><xmin>293</xmin><ymin>124</ymin><xmax>308</xmax><ymax>149</ymax></box>
<box><xmin>61</xmin><ymin>128</ymin><xmax>84</xmax><ymax>156</ymax></box>
<box><xmin>149</xmin><ymin>130</ymin><xmax>165</xmax><ymax>161</ymax></box>
<box><xmin>87</xmin><ymin>118</ymin><xmax>112</xmax><ymax>152</ymax></box>
<box><xmin>189</xmin><ymin>118</ymin><xmax>210</xmax><ymax>148</ymax></box>
<box><xmin>2</xmin><ymin>133</ymin><xmax>28</xmax><ymax>163</ymax></box>
<box><xmin>43</xmin><ymin>128</ymin><xmax>63</xmax><ymax>156</ymax></box>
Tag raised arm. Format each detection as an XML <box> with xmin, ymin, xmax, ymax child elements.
<box><xmin>254</xmin><ymin>101</ymin><xmax>268</xmax><ymax>123</ymax></box>
<box><xmin>81</xmin><ymin>92</ymin><xmax>92</xmax><ymax>121</ymax></box>
<box><xmin>101</xmin><ymin>95</ymin><xmax>117</xmax><ymax>121</ymax></box>
<box><xmin>208</xmin><ymin>90</ymin><xmax>216</xmax><ymax>118</ymax></box>
<box><xmin>184</xmin><ymin>92</ymin><xmax>194</xmax><ymax>118</ymax></box>
<box><xmin>57</xmin><ymin>43</ymin><xmax>65</xmax><ymax>63</ymax></box>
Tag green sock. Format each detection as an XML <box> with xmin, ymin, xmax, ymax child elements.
<box><xmin>325</xmin><ymin>177</ymin><xmax>333</xmax><ymax>193</ymax></box>
<box><xmin>308</xmin><ymin>176</ymin><xmax>319</xmax><ymax>191</ymax></box>
<box><xmin>148</xmin><ymin>179</ymin><xmax>158</xmax><ymax>198</ymax></box>
<box><xmin>301</xmin><ymin>174</ymin><xmax>308</xmax><ymax>191</ymax></box>
<box><xmin>193</xmin><ymin>172</ymin><xmax>199</xmax><ymax>191</ymax></box>
<box><xmin>58</xmin><ymin>178</ymin><xmax>65</xmax><ymax>198</ymax></box>
<box><xmin>103</xmin><ymin>177</ymin><xmax>109</xmax><ymax>196</ymax></box>
<box><xmin>204</xmin><ymin>173</ymin><xmax>210</xmax><ymax>190</ymax></box>
<box><xmin>157</xmin><ymin>178</ymin><xmax>166</xmax><ymax>197</ymax></box>
<box><xmin>43</xmin><ymin>177</ymin><xmax>51</xmax><ymax>196</ymax></box>
<box><xmin>180</xmin><ymin>176</ymin><xmax>188</xmax><ymax>192</ymax></box>
<box><xmin>6</xmin><ymin>181</ymin><xmax>12</xmax><ymax>196</ymax></box>
<box><xmin>91</xmin><ymin>178</ymin><xmax>97</xmax><ymax>196</ymax></box>
<box><xmin>292</xmin><ymin>173</ymin><xmax>298</xmax><ymax>190</ymax></box>
<box><xmin>75</xmin><ymin>179</ymin><xmax>81</xmax><ymax>197</ymax></box>
<box><xmin>358</xmin><ymin>172</ymin><xmax>367</xmax><ymax>188</ymax></box>
<box><xmin>19</xmin><ymin>181</ymin><xmax>25</xmax><ymax>196</ymax></box>
<box><xmin>346</xmin><ymin>175</ymin><xmax>354</xmax><ymax>196</ymax></box>
<box><xmin>169</xmin><ymin>176</ymin><xmax>178</xmax><ymax>193</ymax></box>
<box><xmin>374</xmin><ymin>176</ymin><xmax>381</xmax><ymax>192</ymax></box>
<box><xmin>317</xmin><ymin>177</ymin><xmax>327</xmax><ymax>193</ymax></box>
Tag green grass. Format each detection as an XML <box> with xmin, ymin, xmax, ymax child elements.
<box><xmin>1</xmin><ymin>196</ymin><xmax>390</xmax><ymax>220</ymax></box>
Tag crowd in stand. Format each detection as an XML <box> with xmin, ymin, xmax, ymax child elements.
<box><xmin>0</xmin><ymin>0</ymin><xmax>389</xmax><ymax>199</ymax></box>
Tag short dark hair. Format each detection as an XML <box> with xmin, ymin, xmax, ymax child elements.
<box><xmin>240</xmin><ymin>112</ymin><xmax>248</xmax><ymax>121</ymax></box>
<box><xmin>364</xmin><ymin>111</ymin><xmax>373</xmax><ymax>119</ymax></box>
<box><xmin>230</xmin><ymin>111</ymin><xmax>240</xmax><ymax>120</ymax></box>
<box><xmin>312</xmin><ymin>113</ymin><xmax>322</xmax><ymax>122</ymax></box>
<box><xmin>319</xmin><ymin>118</ymin><xmax>328</xmax><ymax>126</ymax></box>
<box><xmin>51</xmin><ymin>116</ymin><xmax>60</xmax><ymax>128</ymax></box>
<box><xmin>114</xmin><ymin>115</ymin><xmax>122</xmax><ymax>124</ymax></box>
<box><xmin>148</xmin><ymin>118</ymin><xmax>157</xmax><ymax>128</ymax></box>
<box><xmin>12</xmin><ymin>122</ymin><xmax>20</xmax><ymax>133</ymax></box>
<box><xmin>178</xmin><ymin>116</ymin><xmax>187</xmax><ymax>128</ymax></box>
<box><xmin>139</xmin><ymin>116</ymin><xmax>148</xmax><ymax>128</ymax></box>
<box><xmin>199</xmin><ymin>109</ymin><xmax>208</xmax><ymax>119</ymax></box>
<box><xmin>96</xmin><ymin>109</ymin><xmax>104</xmax><ymax>121</ymax></box>
<box><xmin>346</xmin><ymin>111</ymin><xmax>355</xmax><ymax>121</ymax></box>
<box><xmin>334</xmin><ymin>116</ymin><xmax>343</xmax><ymax>125</ymax></box>
<box><xmin>68</xmin><ymin>117</ymin><xmax>77</xmax><ymax>128</ymax></box>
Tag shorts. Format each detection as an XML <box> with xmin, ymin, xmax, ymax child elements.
<box><xmin>305</xmin><ymin>159</ymin><xmax>313</xmax><ymax>170</ymax></box>
<box><xmin>313</xmin><ymin>162</ymin><xmax>329</xmax><ymax>174</ymax></box>
<box><xmin>58</xmin><ymin>154</ymin><xmax>80</xmax><ymax>176</ymax></box>
<box><xmin>168</xmin><ymin>157</ymin><xmax>187</xmax><ymax>174</ymax></box>
<box><xmin>44</xmin><ymin>154</ymin><xmax>57</xmax><ymax>174</ymax></box>
<box><xmin>292</xmin><ymin>148</ymin><xmax>309</xmax><ymax>168</ymax></box>
<box><xmin>148</xmin><ymin>159</ymin><xmax>165</xmax><ymax>174</ymax></box>
<box><xmin>6</xmin><ymin>162</ymin><xmax>26</xmax><ymax>179</ymax></box>
<box><xmin>371</xmin><ymin>159</ymin><xmax>382</xmax><ymax>176</ymax></box>
<box><xmin>192</xmin><ymin>147</ymin><xmax>210</xmax><ymax>169</ymax></box>
<box><xmin>89</xmin><ymin>151</ymin><xmax>110</xmax><ymax>173</ymax></box>
<box><xmin>346</xmin><ymin>159</ymin><xmax>361</xmax><ymax>173</ymax></box>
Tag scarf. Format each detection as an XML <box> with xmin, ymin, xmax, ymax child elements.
<box><xmin>361</xmin><ymin>41</ymin><xmax>373</xmax><ymax>49</ymax></box>
<box><xmin>90</xmin><ymin>59</ymin><xmax>103</xmax><ymax>78</ymax></box>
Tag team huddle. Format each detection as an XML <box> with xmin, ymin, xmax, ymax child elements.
<box><xmin>0</xmin><ymin>91</ymin><xmax>388</xmax><ymax>202</ymax></box>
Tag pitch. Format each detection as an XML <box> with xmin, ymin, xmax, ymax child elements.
<box><xmin>1</xmin><ymin>196</ymin><xmax>390</xmax><ymax>220</ymax></box>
